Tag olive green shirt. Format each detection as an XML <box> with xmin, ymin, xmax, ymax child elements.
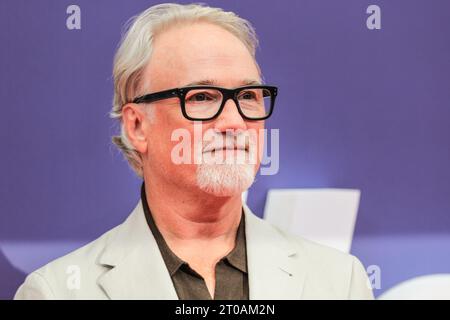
<box><xmin>141</xmin><ymin>184</ymin><xmax>249</xmax><ymax>300</ymax></box>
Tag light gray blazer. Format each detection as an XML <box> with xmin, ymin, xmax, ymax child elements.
<box><xmin>15</xmin><ymin>201</ymin><xmax>374</xmax><ymax>299</ymax></box>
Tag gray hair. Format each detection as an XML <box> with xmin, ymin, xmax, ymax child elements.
<box><xmin>110</xmin><ymin>3</ymin><xmax>260</xmax><ymax>177</ymax></box>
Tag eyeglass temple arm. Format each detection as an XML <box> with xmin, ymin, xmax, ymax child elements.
<box><xmin>132</xmin><ymin>89</ymin><xmax>179</xmax><ymax>104</ymax></box>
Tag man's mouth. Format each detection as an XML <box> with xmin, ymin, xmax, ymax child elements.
<box><xmin>204</xmin><ymin>146</ymin><xmax>248</xmax><ymax>153</ymax></box>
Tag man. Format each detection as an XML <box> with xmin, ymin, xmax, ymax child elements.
<box><xmin>15</xmin><ymin>3</ymin><xmax>373</xmax><ymax>300</ymax></box>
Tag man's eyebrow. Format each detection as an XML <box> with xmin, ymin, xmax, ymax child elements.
<box><xmin>184</xmin><ymin>79</ymin><xmax>262</xmax><ymax>87</ymax></box>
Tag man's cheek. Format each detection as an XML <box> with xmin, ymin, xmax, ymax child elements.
<box><xmin>168</xmin><ymin>126</ymin><xmax>198</xmax><ymax>165</ymax></box>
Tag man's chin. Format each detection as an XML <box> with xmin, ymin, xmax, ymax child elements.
<box><xmin>196</xmin><ymin>163</ymin><xmax>255</xmax><ymax>198</ymax></box>
<box><xmin>200</xmin><ymin>183</ymin><xmax>250</xmax><ymax>197</ymax></box>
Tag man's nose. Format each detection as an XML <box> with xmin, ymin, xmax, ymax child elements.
<box><xmin>214</xmin><ymin>98</ymin><xmax>247</xmax><ymax>131</ymax></box>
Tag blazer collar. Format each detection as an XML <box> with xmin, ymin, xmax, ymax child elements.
<box><xmin>97</xmin><ymin>200</ymin><xmax>307</xmax><ymax>299</ymax></box>
<box><xmin>243</xmin><ymin>203</ymin><xmax>307</xmax><ymax>299</ymax></box>
<box><xmin>97</xmin><ymin>201</ymin><xmax>178</xmax><ymax>299</ymax></box>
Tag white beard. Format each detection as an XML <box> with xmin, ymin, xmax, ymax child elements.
<box><xmin>196</xmin><ymin>163</ymin><xmax>256</xmax><ymax>197</ymax></box>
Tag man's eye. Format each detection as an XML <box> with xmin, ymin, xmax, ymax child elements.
<box><xmin>187</xmin><ymin>92</ymin><xmax>214</xmax><ymax>102</ymax></box>
<box><xmin>239</xmin><ymin>91</ymin><xmax>257</xmax><ymax>100</ymax></box>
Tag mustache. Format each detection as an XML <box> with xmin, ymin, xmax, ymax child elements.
<box><xmin>202</xmin><ymin>133</ymin><xmax>252</xmax><ymax>153</ymax></box>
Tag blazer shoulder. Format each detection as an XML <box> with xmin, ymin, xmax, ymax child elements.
<box><xmin>246</xmin><ymin>208</ymin><xmax>355</xmax><ymax>266</ymax></box>
<box><xmin>15</xmin><ymin>222</ymin><xmax>122</xmax><ymax>299</ymax></box>
<box><xmin>43</xmin><ymin>222</ymin><xmax>120</xmax><ymax>271</ymax></box>
<box><xmin>268</xmin><ymin>224</ymin><xmax>374</xmax><ymax>299</ymax></box>
<box><xmin>267</xmin><ymin>221</ymin><xmax>352</xmax><ymax>261</ymax></box>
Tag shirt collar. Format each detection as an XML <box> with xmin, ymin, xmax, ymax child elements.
<box><xmin>141</xmin><ymin>183</ymin><xmax>185</xmax><ymax>276</ymax></box>
<box><xmin>223</xmin><ymin>212</ymin><xmax>247</xmax><ymax>273</ymax></box>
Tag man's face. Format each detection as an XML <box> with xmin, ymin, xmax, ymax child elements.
<box><xmin>138</xmin><ymin>21</ymin><xmax>264</xmax><ymax>196</ymax></box>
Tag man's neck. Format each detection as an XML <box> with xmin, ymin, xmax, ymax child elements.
<box><xmin>142</xmin><ymin>177</ymin><xmax>245</xmax><ymax>297</ymax></box>
<box><xmin>143</xmin><ymin>178</ymin><xmax>243</xmax><ymax>243</ymax></box>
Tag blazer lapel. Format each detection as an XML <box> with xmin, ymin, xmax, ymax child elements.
<box><xmin>97</xmin><ymin>201</ymin><xmax>178</xmax><ymax>299</ymax></box>
<box><xmin>96</xmin><ymin>201</ymin><xmax>307</xmax><ymax>300</ymax></box>
<box><xmin>244</xmin><ymin>204</ymin><xmax>307</xmax><ymax>299</ymax></box>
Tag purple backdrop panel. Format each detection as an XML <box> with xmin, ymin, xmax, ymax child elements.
<box><xmin>1</xmin><ymin>0</ymin><xmax>449</xmax><ymax>299</ymax></box>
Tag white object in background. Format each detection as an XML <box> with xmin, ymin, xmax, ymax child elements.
<box><xmin>263</xmin><ymin>189</ymin><xmax>361</xmax><ymax>253</ymax></box>
<box><xmin>378</xmin><ymin>274</ymin><xmax>450</xmax><ymax>300</ymax></box>
<box><xmin>242</xmin><ymin>191</ymin><xmax>248</xmax><ymax>203</ymax></box>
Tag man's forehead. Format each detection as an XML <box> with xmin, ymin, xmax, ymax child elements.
<box><xmin>146</xmin><ymin>23</ymin><xmax>260</xmax><ymax>89</ymax></box>
<box><xmin>152</xmin><ymin>49</ymin><xmax>257</xmax><ymax>72</ymax></box>
<box><xmin>147</xmin><ymin>51</ymin><xmax>260</xmax><ymax>89</ymax></box>
<box><xmin>184</xmin><ymin>78</ymin><xmax>262</xmax><ymax>87</ymax></box>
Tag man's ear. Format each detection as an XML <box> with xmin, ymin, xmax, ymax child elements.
<box><xmin>122</xmin><ymin>103</ymin><xmax>149</xmax><ymax>154</ymax></box>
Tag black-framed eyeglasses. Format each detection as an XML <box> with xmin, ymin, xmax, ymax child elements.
<box><xmin>131</xmin><ymin>85</ymin><xmax>278</xmax><ymax>121</ymax></box>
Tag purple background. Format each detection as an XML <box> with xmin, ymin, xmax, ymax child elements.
<box><xmin>1</xmin><ymin>0</ymin><xmax>449</xmax><ymax>299</ymax></box>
